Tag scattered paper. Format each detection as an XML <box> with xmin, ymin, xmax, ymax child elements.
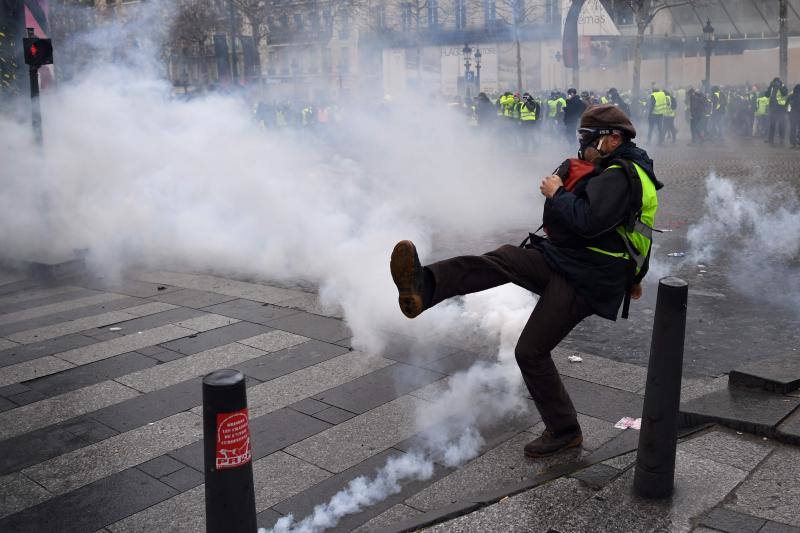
<box><xmin>699</xmin><ymin>270</ymin><xmax>707</xmax><ymax>273</ymax></box>
<box><xmin>108</xmin><ymin>327</ymin><xmax>122</xmax><ymax>332</ymax></box>
<box><xmin>656</xmin><ymin>228</ymin><xmax>673</xmax><ymax>232</ymax></box>
<box><xmin>667</xmin><ymin>252</ymin><xmax>686</xmax><ymax>258</ymax></box>
<box><xmin>697</xmin><ymin>264</ymin><xmax>707</xmax><ymax>268</ymax></box>
<box><xmin>614</xmin><ymin>417</ymin><xmax>641</xmax><ymax>430</ymax></box>
<box><xmin>567</xmin><ymin>355</ymin><xmax>583</xmax><ymax>363</ymax></box>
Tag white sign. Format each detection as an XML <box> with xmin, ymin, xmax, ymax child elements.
<box><xmin>561</xmin><ymin>0</ymin><xmax>621</xmax><ymax>37</ymax></box>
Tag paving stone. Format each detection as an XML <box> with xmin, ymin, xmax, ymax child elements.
<box><xmin>7</xmin><ymin>310</ymin><xmax>139</xmax><ymax>344</ymax></box>
<box><xmin>729</xmin><ymin>354</ymin><xmax>800</xmax><ymax>393</ymax></box>
<box><xmin>569</xmin><ymin>463</ymin><xmax>622</xmax><ymax>491</ymax></box>
<box><xmin>407</xmin><ymin>377</ymin><xmax>451</xmax><ymax>402</ymax></box>
<box><xmin>760</xmin><ymin>522</ymin><xmax>800</xmax><ymax>533</ymax></box>
<box><xmin>0</xmin><ymin>292</ymin><xmax>128</xmax><ymax>326</ymax></box>
<box><xmin>563</xmin><ymin>376</ymin><xmax>645</xmax><ymax>423</ymax></box>
<box><xmin>0</xmin><ymin>279</ymin><xmax>40</xmax><ymax>297</ymax></box>
<box><xmin>236</xmin><ymin>339</ymin><xmax>349</xmax><ymax>383</ymax></box>
<box><xmin>680</xmin><ymin>387</ymin><xmax>800</xmax><ymax>434</ymax></box>
<box><xmin>285</xmin><ymin>395</ymin><xmax>427</xmax><ymax>473</ymax></box>
<box><xmin>0</xmin><ymin>338</ymin><xmax>17</xmax><ymax>351</ymax></box>
<box><xmin>553</xmin><ymin>348</ymin><xmax>648</xmax><ymax>393</ymax></box>
<box><xmin>238</xmin><ymin>330</ymin><xmax>309</xmax><ymax>352</ymax></box>
<box><xmin>136</xmin><ymin>455</ymin><xmax>185</xmax><ymax>478</ymax></box>
<box><xmin>0</xmin><ymin>383</ymin><xmax>30</xmax><ymax>397</ymax></box>
<box><xmin>416</xmin><ymin>350</ymin><xmax>495</xmax><ymax>375</ymax></box>
<box><xmin>116</xmin><ymin>342</ymin><xmax>265</xmax><ymax>393</ymax></box>
<box><xmin>289</xmin><ymin>397</ymin><xmax>329</xmax><ymax>415</ymax></box>
<box><xmin>80</xmin><ymin>278</ymin><xmax>183</xmax><ymax>298</ymax></box>
<box><xmin>170</xmin><ymin>408</ymin><xmax>331</xmax><ymax>471</ymax></box>
<box><xmin>313</xmin><ymin>363</ymin><xmax>444</xmax><ymax>414</ymax></box>
<box><xmin>726</xmin><ymin>446</ymin><xmax>800</xmax><ymax>526</ymax></box>
<box><xmin>0</xmin><ymin>287</ymin><xmax>100</xmax><ymax>313</ymax></box>
<box><xmin>159</xmin><ymin>466</ymin><xmax>204</xmax><ymax>492</ymax></box>
<box><xmin>58</xmin><ymin>324</ymin><xmax>195</xmax><ymax>365</ymax></box>
<box><xmin>92</xmin><ymin>378</ymin><xmax>203</xmax><ymax>432</ymax></box>
<box><xmin>0</xmin><ymin>285</ymin><xmax>82</xmax><ymax>307</ymax></box>
<box><xmin>120</xmin><ymin>301</ymin><xmax>180</xmax><ymax>316</ymax></box>
<box><xmin>0</xmin><ymin>380</ymin><xmax>139</xmax><ymax>440</ymax></box>
<box><xmin>134</xmin><ymin>271</ymin><xmax>303</xmax><ymax>304</ymax></box>
<box><xmin>266</xmin><ymin>311</ymin><xmax>351</xmax><ymax>343</ymax></box>
<box><xmin>7</xmin><ymin>388</ymin><xmax>47</xmax><ymax>406</ymax></box>
<box><xmin>600</xmin><ymin>450</ymin><xmax>638</xmax><ymax>471</ymax></box>
<box><xmin>59</xmin><ymin>417</ymin><xmax>118</xmax><ymax>441</ymax></box>
<box><xmin>278</xmin><ymin>291</ymin><xmax>345</xmax><ymax>318</ymax></box>
<box><xmin>0</xmin><ymin>422</ymin><xmax>113</xmax><ymax>475</ymax></box>
<box><xmin>0</xmin><ymin>296</ymin><xmax>145</xmax><ymax>337</ymax></box>
<box><xmin>679</xmin><ymin>376</ymin><xmax>730</xmax><ymax>402</ymax></box>
<box><xmin>24</xmin><ymin>412</ymin><xmax>203</xmax><ymax>495</ymax></box>
<box><xmin>0</xmin><ymin>467</ymin><xmax>177</xmax><ymax>533</ymax></box>
<box><xmin>351</xmin><ymin>504</ymin><xmax>422</xmax><ymax>533</ymax></box>
<box><xmin>0</xmin><ymin>333</ymin><xmax>97</xmax><ymax>367</ymax></box>
<box><xmin>108</xmin><ymin>451</ymin><xmax>329</xmax><ymax>533</ymax></box>
<box><xmin>700</xmin><ymin>508</ymin><xmax>766</xmax><ymax>533</ymax></box>
<box><xmin>158</xmin><ymin>320</ymin><xmax>272</xmax><ymax>356</ymax></box>
<box><xmin>313</xmin><ymin>406</ymin><xmax>357</xmax><ymax>424</ymax></box>
<box><xmin>150</xmin><ymin>288</ymin><xmax>237</xmax><ymax>309</ymax></box>
<box><xmin>549</xmin><ymin>450</ymin><xmax>748</xmax><ymax>533</ymax></box>
<box><xmin>245</xmin><ymin>351</ymin><xmax>396</xmax><ymax>419</ymax></box>
<box><xmin>257</xmin><ymin>509</ymin><xmax>285</xmax><ymax>530</ymax></box>
<box><xmin>405</xmin><ymin>431</ymin><xmax>583</xmax><ymax>512</ymax></box>
<box><xmin>80</xmin><ymin>307</ymin><xmax>203</xmax><ymax>336</ymax></box>
<box><xmin>25</xmin><ymin>352</ymin><xmax>157</xmax><ymax>398</ymax></box>
<box><xmin>140</xmin><ymin>347</ymin><xmax>184</xmax><ymax>362</ymax></box>
<box><xmin>0</xmin><ymin>472</ymin><xmax>51</xmax><ymax>519</ymax></box>
<box><xmin>425</xmin><ymin>477</ymin><xmax>592</xmax><ymax>533</ymax></box>
<box><xmin>576</xmin><ymin>413</ymin><xmax>627</xmax><ymax>452</ymax></box>
<box><xmin>173</xmin><ymin>313</ymin><xmax>240</xmax><ymax>332</ymax></box>
<box><xmin>776</xmin><ymin>407</ymin><xmax>800</xmax><ymax>443</ymax></box>
<box><xmin>678</xmin><ymin>429</ymin><xmax>774</xmax><ymax>471</ymax></box>
<box><xmin>0</xmin><ymin>397</ymin><xmax>14</xmax><ymax>413</ymax></box>
<box><xmin>376</xmin><ymin>333</ymin><xmax>460</xmax><ymax>365</ymax></box>
<box><xmin>201</xmin><ymin>298</ymin><xmax>300</xmax><ymax>325</ymax></box>
<box><xmin>0</xmin><ymin>355</ymin><xmax>75</xmax><ymax>388</ymax></box>
<box><xmin>271</xmin><ymin>449</ymin><xmax>450</xmax><ymax>532</ymax></box>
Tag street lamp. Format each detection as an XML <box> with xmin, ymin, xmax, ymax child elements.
<box><xmin>474</xmin><ymin>47</ymin><xmax>482</xmax><ymax>93</ymax></box>
<box><xmin>462</xmin><ymin>43</ymin><xmax>472</xmax><ymax>98</ymax></box>
<box><xmin>703</xmin><ymin>19</ymin><xmax>714</xmax><ymax>93</ymax></box>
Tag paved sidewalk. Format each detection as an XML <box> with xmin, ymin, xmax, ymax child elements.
<box><xmin>0</xmin><ymin>269</ymin><xmax>798</xmax><ymax>533</ymax></box>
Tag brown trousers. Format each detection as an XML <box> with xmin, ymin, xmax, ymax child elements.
<box><xmin>426</xmin><ymin>244</ymin><xmax>592</xmax><ymax>434</ymax></box>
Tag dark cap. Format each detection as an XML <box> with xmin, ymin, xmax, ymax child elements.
<box><xmin>580</xmin><ymin>104</ymin><xmax>636</xmax><ymax>139</ymax></box>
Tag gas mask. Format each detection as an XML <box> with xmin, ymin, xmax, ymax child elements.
<box><xmin>577</xmin><ymin>127</ymin><xmax>617</xmax><ymax>161</ymax></box>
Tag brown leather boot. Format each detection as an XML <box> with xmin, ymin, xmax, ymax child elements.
<box><xmin>390</xmin><ymin>240</ymin><xmax>428</xmax><ymax>319</ymax></box>
<box><xmin>524</xmin><ymin>428</ymin><xmax>583</xmax><ymax>458</ymax></box>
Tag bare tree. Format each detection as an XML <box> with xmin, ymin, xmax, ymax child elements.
<box><xmin>627</xmin><ymin>0</ymin><xmax>701</xmax><ymax>98</ymax></box>
<box><xmin>493</xmin><ymin>0</ymin><xmax>544</xmax><ymax>92</ymax></box>
<box><xmin>168</xmin><ymin>0</ymin><xmax>222</xmax><ymax>85</ymax></box>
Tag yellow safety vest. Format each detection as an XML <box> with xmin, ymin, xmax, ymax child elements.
<box><xmin>756</xmin><ymin>96</ymin><xmax>769</xmax><ymax>116</ymax></box>
<box><xmin>663</xmin><ymin>95</ymin><xmax>676</xmax><ymax>117</ymax></box>
<box><xmin>547</xmin><ymin>99</ymin><xmax>558</xmax><ymax>118</ymax></box>
<box><xmin>520</xmin><ymin>101</ymin><xmax>537</xmax><ymax>121</ymax></box>
<box><xmin>652</xmin><ymin>91</ymin><xmax>668</xmax><ymax>116</ymax></box>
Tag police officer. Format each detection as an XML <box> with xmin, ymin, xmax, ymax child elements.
<box><xmin>389</xmin><ymin>105</ymin><xmax>662</xmax><ymax>458</ymax></box>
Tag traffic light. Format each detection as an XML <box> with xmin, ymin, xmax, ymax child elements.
<box><xmin>22</xmin><ymin>37</ymin><xmax>53</xmax><ymax>68</ymax></box>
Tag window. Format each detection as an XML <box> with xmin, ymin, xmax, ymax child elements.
<box><xmin>427</xmin><ymin>0</ymin><xmax>439</xmax><ymax>27</ymax></box>
<box><xmin>322</xmin><ymin>48</ymin><xmax>332</xmax><ymax>72</ymax></box>
<box><xmin>310</xmin><ymin>11</ymin><xmax>320</xmax><ymax>32</ymax></box>
<box><xmin>279</xmin><ymin>14</ymin><xmax>289</xmax><ymax>28</ymax></box>
<box><xmin>376</xmin><ymin>4</ymin><xmax>386</xmax><ymax>29</ymax></box>
<box><xmin>294</xmin><ymin>13</ymin><xmax>304</xmax><ymax>31</ymax></box>
<box><xmin>544</xmin><ymin>0</ymin><xmax>558</xmax><ymax>23</ymax></box>
<box><xmin>339</xmin><ymin>47</ymin><xmax>350</xmax><ymax>73</ymax></box>
<box><xmin>513</xmin><ymin>0</ymin><xmax>525</xmax><ymax>24</ymax></box>
<box><xmin>401</xmin><ymin>3</ymin><xmax>412</xmax><ymax>31</ymax></box>
<box><xmin>484</xmin><ymin>0</ymin><xmax>496</xmax><ymax>27</ymax></box>
<box><xmin>339</xmin><ymin>11</ymin><xmax>350</xmax><ymax>39</ymax></box>
<box><xmin>455</xmin><ymin>0</ymin><xmax>467</xmax><ymax>29</ymax></box>
<box><xmin>323</xmin><ymin>8</ymin><xmax>333</xmax><ymax>30</ymax></box>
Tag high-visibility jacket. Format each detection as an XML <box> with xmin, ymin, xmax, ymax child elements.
<box><xmin>663</xmin><ymin>95</ymin><xmax>676</xmax><ymax>118</ymax></box>
<box><xmin>651</xmin><ymin>91</ymin><xmax>668</xmax><ymax>116</ymax></box>
<box><xmin>600</xmin><ymin>96</ymin><xmax>609</xmax><ymax>104</ymax></box>
<box><xmin>756</xmin><ymin>96</ymin><xmax>770</xmax><ymax>116</ymax></box>
<box><xmin>713</xmin><ymin>91</ymin><xmax>721</xmax><ymax>110</ymax></box>
<box><xmin>520</xmin><ymin>101</ymin><xmax>538</xmax><ymax>121</ymax></box>
<box><xmin>587</xmin><ymin>161</ymin><xmax>659</xmax><ymax>277</ymax></box>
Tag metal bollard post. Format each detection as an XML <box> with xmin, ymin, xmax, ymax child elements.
<box><xmin>634</xmin><ymin>277</ymin><xmax>688</xmax><ymax>499</ymax></box>
<box><xmin>203</xmin><ymin>369</ymin><xmax>257</xmax><ymax>532</ymax></box>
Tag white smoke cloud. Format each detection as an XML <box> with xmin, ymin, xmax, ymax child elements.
<box><xmin>688</xmin><ymin>173</ymin><xmax>800</xmax><ymax>313</ymax></box>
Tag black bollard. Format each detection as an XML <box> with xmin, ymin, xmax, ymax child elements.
<box><xmin>634</xmin><ymin>277</ymin><xmax>688</xmax><ymax>499</ymax></box>
<box><xmin>203</xmin><ymin>369</ymin><xmax>257</xmax><ymax>532</ymax></box>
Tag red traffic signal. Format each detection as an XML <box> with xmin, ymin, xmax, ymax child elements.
<box><xmin>23</xmin><ymin>37</ymin><xmax>53</xmax><ymax>68</ymax></box>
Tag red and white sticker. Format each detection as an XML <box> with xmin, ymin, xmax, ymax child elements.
<box><xmin>215</xmin><ymin>408</ymin><xmax>252</xmax><ymax>469</ymax></box>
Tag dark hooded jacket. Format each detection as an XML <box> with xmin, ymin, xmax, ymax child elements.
<box><xmin>535</xmin><ymin>142</ymin><xmax>660</xmax><ymax>320</ymax></box>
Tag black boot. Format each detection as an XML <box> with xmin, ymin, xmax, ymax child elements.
<box><xmin>390</xmin><ymin>240</ymin><xmax>433</xmax><ymax>319</ymax></box>
<box><xmin>524</xmin><ymin>427</ymin><xmax>583</xmax><ymax>458</ymax></box>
